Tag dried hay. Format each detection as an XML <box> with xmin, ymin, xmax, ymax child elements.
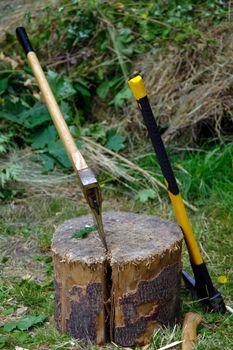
<box><xmin>0</xmin><ymin>0</ymin><xmax>57</xmax><ymax>39</ymax></box>
<box><xmin>1</xmin><ymin>141</ymin><xmax>196</xmax><ymax>210</ymax></box>
<box><xmin>2</xmin><ymin>143</ymin><xmax>163</xmax><ymax>200</ymax></box>
<box><xmin>126</xmin><ymin>23</ymin><xmax>233</xmax><ymax>144</ymax></box>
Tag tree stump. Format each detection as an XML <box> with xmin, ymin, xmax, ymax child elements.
<box><xmin>52</xmin><ymin>211</ymin><xmax>183</xmax><ymax>347</ymax></box>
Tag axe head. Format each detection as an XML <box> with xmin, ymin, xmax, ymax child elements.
<box><xmin>182</xmin><ymin>269</ymin><xmax>226</xmax><ymax>313</ymax></box>
<box><xmin>78</xmin><ymin>167</ymin><xmax>102</xmax><ymax>209</ymax></box>
<box><xmin>77</xmin><ymin>167</ymin><xmax>107</xmax><ymax>251</ymax></box>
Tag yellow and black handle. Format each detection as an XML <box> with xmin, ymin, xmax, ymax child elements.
<box><xmin>128</xmin><ymin>75</ymin><xmax>226</xmax><ymax>312</ymax></box>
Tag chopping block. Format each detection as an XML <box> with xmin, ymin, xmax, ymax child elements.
<box><xmin>52</xmin><ymin>211</ymin><xmax>183</xmax><ymax>346</ymax></box>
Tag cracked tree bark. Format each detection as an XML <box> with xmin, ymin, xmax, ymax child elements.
<box><xmin>52</xmin><ymin>211</ymin><xmax>183</xmax><ymax>346</ymax></box>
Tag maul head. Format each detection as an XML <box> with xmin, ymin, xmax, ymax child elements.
<box><xmin>182</xmin><ymin>267</ymin><xmax>226</xmax><ymax>313</ymax></box>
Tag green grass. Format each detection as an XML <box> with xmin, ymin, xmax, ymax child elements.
<box><xmin>0</xmin><ymin>143</ymin><xmax>232</xmax><ymax>349</ymax></box>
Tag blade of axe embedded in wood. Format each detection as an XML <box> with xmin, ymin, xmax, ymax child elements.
<box><xmin>77</xmin><ymin>167</ymin><xmax>108</xmax><ymax>251</ymax></box>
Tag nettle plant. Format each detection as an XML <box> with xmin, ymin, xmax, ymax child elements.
<box><xmin>0</xmin><ymin>64</ymin><xmax>126</xmax><ymax>173</ymax></box>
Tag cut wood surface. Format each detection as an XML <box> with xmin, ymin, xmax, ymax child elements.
<box><xmin>52</xmin><ymin>211</ymin><xmax>183</xmax><ymax>346</ymax></box>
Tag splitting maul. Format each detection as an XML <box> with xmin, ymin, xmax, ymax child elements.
<box><xmin>128</xmin><ymin>75</ymin><xmax>226</xmax><ymax>312</ymax></box>
<box><xmin>16</xmin><ymin>27</ymin><xmax>107</xmax><ymax>251</ymax></box>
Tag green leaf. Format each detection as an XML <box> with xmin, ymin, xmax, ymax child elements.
<box><xmin>21</xmin><ymin>103</ymin><xmax>51</xmax><ymax>129</ymax></box>
<box><xmin>0</xmin><ymin>163</ymin><xmax>21</xmax><ymax>187</ymax></box>
<box><xmin>82</xmin><ymin>123</ymin><xmax>106</xmax><ymax>140</ymax></box>
<box><xmin>48</xmin><ymin>140</ymin><xmax>71</xmax><ymax>168</ymax></box>
<box><xmin>58</xmin><ymin>80</ymin><xmax>76</xmax><ymax>99</ymax></box>
<box><xmin>0</xmin><ymin>133</ymin><xmax>11</xmax><ymax>154</ymax></box>
<box><xmin>97</xmin><ymin>81</ymin><xmax>111</xmax><ymax>99</ymax></box>
<box><xmin>76</xmin><ymin>77</ymin><xmax>89</xmax><ymax>88</ymax></box>
<box><xmin>31</xmin><ymin>125</ymin><xmax>57</xmax><ymax>150</ymax></box>
<box><xmin>1</xmin><ymin>101</ymin><xmax>26</xmax><ymax>125</ymax></box>
<box><xmin>174</xmin><ymin>33</ymin><xmax>188</xmax><ymax>42</ymax></box>
<box><xmin>47</xmin><ymin>69</ymin><xmax>57</xmax><ymax>82</ymax></box>
<box><xmin>69</xmin><ymin>125</ymin><xmax>80</xmax><ymax>138</ymax></box>
<box><xmin>0</xmin><ymin>111</ymin><xmax>20</xmax><ymax>124</ymax></box>
<box><xmin>0</xmin><ymin>78</ymin><xmax>8</xmax><ymax>94</ymax></box>
<box><xmin>3</xmin><ymin>321</ymin><xmax>17</xmax><ymax>332</ymax></box>
<box><xmin>121</xmin><ymin>46</ymin><xmax>133</xmax><ymax>56</ymax></box>
<box><xmin>76</xmin><ymin>140</ymin><xmax>83</xmax><ymax>149</ymax></box>
<box><xmin>47</xmin><ymin>70</ymin><xmax>76</xmax><ymax>100</ymax></box>
<box><xmin>13</xmin><ymin>332</ymin><xmax>30</xmax><ymax>343</ymax></box>
<box><xmin>40</xmin><ymin>154</ymin><xmax>55</xmax><ymax>172</ymax></box>
<box><xmin>16</xmin><ymin>316</ymin><xmax>36</xmax><ymax>331</ymax></box>
<box><xmin>61</xmin><ymin>101</ymin><xmax>72</xmax><ymax>120</ymax></box>
<box><xmin>75</xmin><ymin>84</ymin><xmax>91</xmax><ymax>97</ymax></box>
<box><xmin>136</xmin><ymin>189</ymin><xmax>157</xmax><ymax>203</ymax></box>
<box><xmin>110</xmin><ymin>86</ymin><xmax>132</xmax><ymax>107</ymax></box>
<box><xmin>97</xmin><ymin>77</ymin><xmax>121</xmax><ymax>99</ymax></box>
<box><xmin>73</xmin><ymin>225</ymin><xmax>97</xmax><ymax>239</ymax></box>
<box><xmin>105</xmin><ymin>134</ymin><xmax>125</xmax><ymax>152</ymax></box>
<box><xmin>17</xmin><ymin>314</ymin><xmax>47</xmax><ymax>331</ymax></box>
<box><xmin>0</xmin><ymin>336</ymin><xmax>7</xmax><ymax>349</ymax></box>
<box><xmin>1</xmin><ymin>314</ymin><xmax>47</xmax><ymax>332</ymax></box>
<box><xmin>50</xmin><ymin>149</ymin><xmax>71</xmax><ymax>168</ymax></box>
<box><xmin>2</xmin><ymin>308</ymin><xmax>14</xmax><ymax>315</ymax></box>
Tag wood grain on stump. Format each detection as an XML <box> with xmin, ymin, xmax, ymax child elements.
<box><xmin>52</xmin><ymin>211</ymin><xmax>183</xmax><ymax>346</ymax></box>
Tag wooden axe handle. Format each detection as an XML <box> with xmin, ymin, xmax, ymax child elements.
<box><xmin>182</xmin><ymin>312</ymin><xmax>202</xmax><ymax>350</ymax></box>
<box><xmin>27</xmin><ymin>51</ymin><xmax>87</xmax><ymax>171</ymax></box>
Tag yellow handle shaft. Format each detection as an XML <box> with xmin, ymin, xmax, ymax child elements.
<box><xmin>168</xmin><ymin>192</ymin><xmax>203</xmax><ymax>264</ymax></box>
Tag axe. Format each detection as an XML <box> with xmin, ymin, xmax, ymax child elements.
<box><xmin>128</xmin><ymin>75</ymin><xmax>226</xmax><ymax>312</ymax></box>
<box><xmin>16</xmin><ymin>27</ymin><xmax>107</xmax><ymax>251</ymax></box>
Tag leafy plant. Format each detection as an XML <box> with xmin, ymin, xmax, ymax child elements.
<box><xmin>2</xmin><ymin>314</ymin><xmax>47</xmax><ymax>332</ymax></box>
<box><xmin>0</xmin><ymin>68</ymin><xmax>80</xmax><ymax>171</ymax></box>
<box><xmin>105</xmin><ymin>129</ymin><xmax>126</xmax><ymax>152</ymax></box>
<box><xmin>0</xmin><ymin>336</ymin><xmax>7</xmax><ymax>349</ymax></box>
<box><xmin>136</xmin><ymin>188</ymin><xmax>157</xmax><ymax>203</ymax></box>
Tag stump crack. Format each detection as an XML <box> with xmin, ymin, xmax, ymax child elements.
<box><xmin>104</xmin><ymin>253</ymin><xmax>114</xmax><ymax>342</ymax></box>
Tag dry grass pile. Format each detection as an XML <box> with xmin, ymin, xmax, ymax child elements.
<box><xmin>127</xmin><ymin>23</ymin><xmax>233</xmax><ymax>144</ymax></box>
<box><xmin>0</xmin><ymin>149</ymin><xmax>78</xmax><ymax>199</ymax></box>
<box><xmin>0</xmin><ymin>0</ymin><xmax>57</xmax><ymax>38</ymax></box>
<box><xmin>2</xmin><ymin>140</ymin><xmax>196</xmax><ymax>210</ymax></box>
<box><xmin>2</xmin><ymin>142</ymin><xmax>164</xmax><ymax>200</ymax></box>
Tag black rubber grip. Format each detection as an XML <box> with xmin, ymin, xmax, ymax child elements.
<box><xmin>16</xmin><ymin>27</ymin><xmax>33</xmax><ymax>54</ymax></box>
<box><xmin>138</xmin><ymin>96</ymin><xmax>179</xmax><ymax>195</ymax></box>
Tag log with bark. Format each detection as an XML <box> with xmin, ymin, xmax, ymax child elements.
<box><xmin>52</xmin><ymin>211</ymin><xmax>183</xmax><ymax>346</ymax></box>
